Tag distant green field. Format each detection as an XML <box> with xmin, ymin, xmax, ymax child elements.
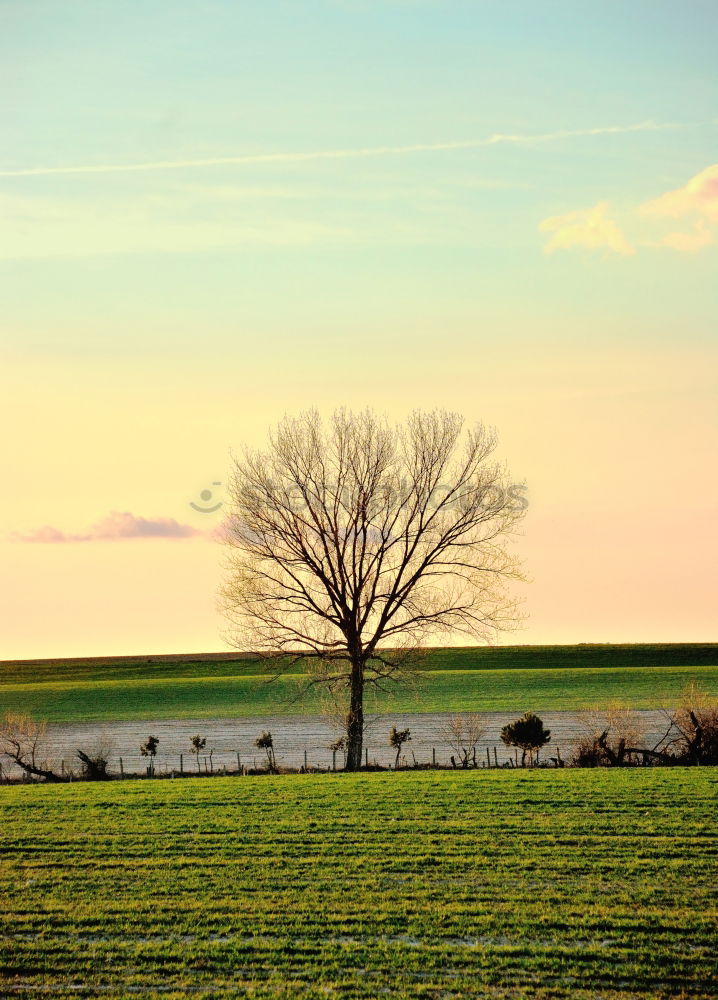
<box><xmin>1</xmin><ymin>768</ymin><xmax>715</xmax><ymax>999</ymax></box>
<box><xmin>2</xmin><ymin>665</ymin><xmax>718</xmax><ymax>723</ymax></box>
<box><xmin>4</xmin><ymin>642</ymin><xmax>717</xmax><ymax>682</ymax></box>
<box><xmin>1</xmin><ymin>644</ymin><xmax>716</xmax><ymax>722</ymax></box>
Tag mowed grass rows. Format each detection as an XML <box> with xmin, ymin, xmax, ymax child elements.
<box><xmin>1</xmin><ymin>768</ymin><xmax>716</xmax><ymax>999</ymax></box>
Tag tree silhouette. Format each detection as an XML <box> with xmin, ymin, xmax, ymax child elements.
<box><xmin>500</xmin><ymin>712</ymin><xmax>551</xmax><ymax>766</ymax></box>
<box><xmin>222</xmin><ymin>409</ymin><xmax>524</xmax><ymax>770</ymax></box>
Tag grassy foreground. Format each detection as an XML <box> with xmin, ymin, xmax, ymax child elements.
<box><xmin>1</xmin><ymin>769</ymin><xmax>716</xmax><ymax>999</ymax></box>
<box><xmin>1</xmin><ymin>643</ymin><xmax>717</xmax><ymax>722</ymax></box>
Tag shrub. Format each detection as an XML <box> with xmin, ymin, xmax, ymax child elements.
<box><xmin>190</xmin><ymin>735</ymin><xmax>207</xmax><ymax>773</ymax></box>
<box><xmin>76</xmin><ymin>748</ymin><xmax>110</xmax><ymax>780</ymax></box>
<box><xmin>255</xmin><ymin>731</ymin><xmax>277</xmax><ymax>772</ymax></box>
<box><xmin>140</xmin><ymin>736</ymin><xmax>159</xmax><ymax>776</ymax></box>
<box><xmin>671</xmin><ymin>683</ymin><xmax>718</xmax><ymax>765</ymax></box>
<box><xmin>500</xmin><ymin>712</ymin><xmax>551</xmax><ymax>766</ymax></box>
<box><xmin>389</xmin><ymin>726</ymin><xmax>411</xmax><ymax>768</ymax></box>
<box><xmin>328</xmin><ymin>736</ymin><xmax>346</xmax><ymax>768</ymax></box>
<box><xmin>571</xmin><ymin>703</ymin><xmax>647</xmax><ymax>767</ymax></box>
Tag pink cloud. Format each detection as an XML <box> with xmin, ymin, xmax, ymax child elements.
<box><xmin>11</xmin><ymin>511</ymin><xmax>203</xmax><ymax>543</ymax></box>
<box><xmin>539</xmin><ymin>201</ymin><xmax>634</xmax><ymax>256</ymax></box>
<box><xmin>15</xmin><ymin>525</ymin><xmax>68</xmax><ymax>543</ymax></box>
<box><xmin>640</xmin><ymin>163</ymin><xmax>718</xmax><ymax>222</ymax></box>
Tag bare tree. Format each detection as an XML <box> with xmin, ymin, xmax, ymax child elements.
<box><xmin>441</xmin><ymin>713</ymin><xmax>485</xmax><ymax>767</ymax></box>
<box><xmin>221</xmin><ymin>409</ymin><xmax>524</xmax><ymax>770</ymax></box>
<box><xmin>572</xmin><ymin>701</ymin><xmax>648</xmax><ymax>766</ymax></box>
<box><xmin>0</xmin><ymin>713</ymin><xmax>62</xmax><ymax>782</ymax></box>
<box><xmin>572</xmin><ymin>690</ymin><xmax>718</xmax><ymax>768</ymax></box>
<box><xmin>656</xmin><ymin>682</ymin><xmax>718</xmax><ymax>765</ymax></box>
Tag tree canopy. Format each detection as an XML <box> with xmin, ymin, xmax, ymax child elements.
<box><xmin>221</xmin><ymin>408</ymin><xmax>524</xmax><ymax>769</ymax></box>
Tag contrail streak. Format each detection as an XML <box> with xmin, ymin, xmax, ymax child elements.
<box><xmin>0</xmin><ymin>121</ymin><xmax>680</xmax><ymax>178</ymax></box>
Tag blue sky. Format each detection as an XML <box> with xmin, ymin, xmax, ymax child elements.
<box><xmin>2</xmin><ymin>0</ymin><xmax>717</xmax><ymax>358</ymax></box>
<box><xmin>1</xmin><ymin>0</ymin><xmax>716</xmax><ymax>656</ymax></box>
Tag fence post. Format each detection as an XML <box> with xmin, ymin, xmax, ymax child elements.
<box><xmin>365</xmin><ymin>748</ymin><xmax>368</xmax><ymax>768</ymax></box>
<box><xmin>236</xmin><ymin>752</ymin><xmax>241</xmax><ymax>772</ymax></box>
<box><xmin>432</xmin><ymin>747</ymin><xmax>436</xmax><ymax>766</ymax></box>
<box><xmin>119</xmin><ymin>757</ymin><xmax>124</xmax><ymax>778</ymax></box>
<box><xmin>493</xmin><ymin>747</ymin><xmax>498</xmax><ymax>767</ymax></box>
<box><xmin>61</xmin><ymin>760</ymin><xmax>65</xmax><ymax>776</ymax></box>
<box><xmin>304</xmin><ymin>749</ymin><xmax>308</xmax><ymax>771</ymax></box>
<box><xmin>486</xmin><ymin>747</ymin><xmax>491</xmax><ymax>767</ymax></box>
<box><xmin>180</xmin><ymin>753</ymin><xmax>183</xmax><ymax>775</ymax></box>
<box><xmin>332</xmin><ymin>750</ymin><xmax>336</xmax><ymax>772</ymax></box>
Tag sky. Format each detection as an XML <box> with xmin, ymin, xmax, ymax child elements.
<box><xmin>1</xmin><ymin>0</ymin><xmax>716</xmax><ymax>659</ymax></box>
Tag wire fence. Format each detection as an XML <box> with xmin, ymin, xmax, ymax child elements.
<box><xmin>1</xmin><ymin>709</ymin><xmax>673</xmax><ymax>780</ymax></box>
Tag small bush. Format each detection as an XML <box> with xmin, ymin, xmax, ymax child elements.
<box><xmin>190</xmin><ymin>735</ymin><xmax>207</xmax><ymax>772</ymax></box>
<box><xmin>76</xmin><ymin>748</ymin><xmax>110</xmax><ymax>781</ymax></box>
<box><xmin>140</xmin><ymin>736</ymin><xmax>159</xmax><ymax>776</ymax></box>
<box><xmin>500</xmin><ymin>712</ymin><xmax>551</xmax><ymax>766</ymax></box>
<box><xmin>389</xmin><ymin>726</ymin><xmax>411</xmax><ymax>768</ymax></box>
<box><xmin>255</xmin><ymin>731</ymin><xmax>277</xmax><ymax>771</ymax></box>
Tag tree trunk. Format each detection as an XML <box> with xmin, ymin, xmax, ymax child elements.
<box><xmin>686</xmin><ymin>712</ymin><xmax>703</xmax><ymax>764</ymax></box>
<box><xmin>12</xmin><ymin>757</ymin><xmax>63</xmax><ymax>783</ymax></box>
<box><xmin>345</xmin><ymin>657</ymin><xmax>364</xmax><ymax>771</ymax></box>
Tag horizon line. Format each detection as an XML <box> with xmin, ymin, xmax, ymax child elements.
<box><xmin>2</xmin><ymin>638</ymin><xmax>716</xmax><ymax>666</ymax></box>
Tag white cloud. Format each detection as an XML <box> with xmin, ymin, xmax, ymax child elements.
<box><xmin>539</xmin><ymin>201</ymin><xmax>634</xmax><ymax>256</ymax></box>
<box><xmin>541</xmin><ymin>163</ymin><xmax>718</xmax><ymax>257</ymax></box>
<box><xmin>0</xmin><ymin>121</ymin><xmax>678</xmax><ymax>178</ymax></box>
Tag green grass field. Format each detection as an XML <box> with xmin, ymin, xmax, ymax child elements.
<box><xmin>1</xmin><ymin>768</ymin><xmax>716</xmax><ymax>999</ymax></box>
<box><xmin>1</xmin><ymin>644</ymin><xmax>717</xmax><ymax>723</ymax></box>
